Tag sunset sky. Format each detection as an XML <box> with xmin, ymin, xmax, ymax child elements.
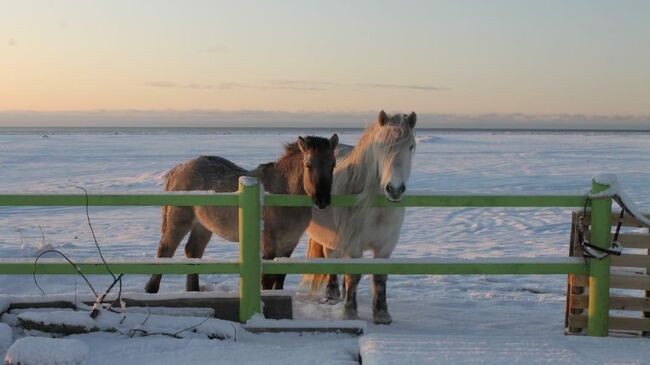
<box><xmin>1</xmin><ymin>1</ymin><xmax>649</xmax><ymax>127</ymax></box>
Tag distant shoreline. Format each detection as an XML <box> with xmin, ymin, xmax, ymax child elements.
<box><xmin>1</xmin><ymin>126</ymin><xmax>649</xmax><ymax>135</ymax></box>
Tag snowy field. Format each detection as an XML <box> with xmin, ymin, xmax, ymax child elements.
<box><xmin>1</xmin><ymin>127</ymin><xmax>650</xmax><ymax>364</ymax></box>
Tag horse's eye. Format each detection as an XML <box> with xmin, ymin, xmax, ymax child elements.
<box><xmin>306</xmin><ymin>162</ymin><xmax>313</xmax><ymax>169</ymax></box>
<box><xmin>409</xmin><ymin>145</ymin><xmax>414</xmax><ymax>151</ymax></box>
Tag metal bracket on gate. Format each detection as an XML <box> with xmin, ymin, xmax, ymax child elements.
<box><xmin>580</xmin><ymin>240</ymin><xmax>623</xmax><ymax>260</ymax></box>
<box><xmin>576</xmin><ymin>202</ymin><xmax>624</xmax><ymax>260</ymax></box>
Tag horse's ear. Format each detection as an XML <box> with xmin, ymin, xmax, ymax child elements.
<box><xmin>407</xmin><ymin>112</ymin><xmax>417</xmax><ymax>128</ymax></box>
<box><xmin>329</xmin><ymin>134</ymin><xmax>339</xmax><ymax>149</ymax></box>
<box><xmin>297</xmin><ymin>136</ymin><xmax>308</xmax><ymax>153</ymax></box>
<box><xmin>378</xmin><ymin>110</ymin><xmax>388</xmax><ymax>126</ymax></box>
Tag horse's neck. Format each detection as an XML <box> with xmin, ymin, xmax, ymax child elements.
<box><xmin>251</xmin><ymin>153</ymin><xmax>304</xmax><ymax>194</ymax></box>
<box><xmin>336</xmin><ymin>146</ymin><xmax>379</xmax><ymax>198</ymax></box>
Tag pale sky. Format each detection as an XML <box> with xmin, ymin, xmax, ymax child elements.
<box><xmin>1</xmin><ymin>1</ymin><xmax>649</xmax><ymax>128</ymax></box>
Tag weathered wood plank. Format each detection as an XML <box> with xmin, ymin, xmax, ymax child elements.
<box><xmin>618</xmin><ymin>233</ymin><xmax>650</xmax><ymax>249</ymax></box>
<box><xmin>244</xmin><ymin>326</ymin><xmax>364</xmax><ymax>335</ymax></box>
<box><xmin>612</xmin><ymin>254</ymin><xmax>650</xmax><ymax>268</ymax></box>
<box><xmin>569</xmin><ymin>295</ymin><xmax>650</xmax><ymax>312</ymax></box>
<box><xmin>578</xmin><ymin>212</ymin><xmax>650</xmax><ymax>228</ymax></box>
<box><xmin>611</xmin><ymin>274</ymin><xmax>650</xmax><ymax>290</ymax></box>
<box><xmin>569</xmin><ymin>314</ymin><xmax>650</xmax><ymax>332</ymax></box>
<box><xmin>243</xmin><ymin>319</ymin><xmax>365</xmax><ymax>336</ymax></box>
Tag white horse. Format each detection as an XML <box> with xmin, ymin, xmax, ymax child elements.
<box><xmin>304</xmin><ymin>110</ymin><xmax>416</xmax><ymax>324</ymax></box>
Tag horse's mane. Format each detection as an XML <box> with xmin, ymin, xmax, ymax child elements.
<box><xmin>281</xmin><ymin>136</ymin><xmax>332</xmax><ymax>160</ymax></box>
<box><xmin>333</xmin><ymin>116</ymin><xmax>415</xmax><ymax>251</ymax></box>
<box><xmin>335</xmin><ymin>118</ymin><xmax>413</xmax><ymax>196</ymax></box>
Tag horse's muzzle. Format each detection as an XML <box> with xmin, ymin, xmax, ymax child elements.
<box><xmin>385</xmin><ymin>183</ymin><xmax>405</xmax><ymax>202</ymax></box>
<box><xmin>314</xmin><ymin>197</ymin><xmax>331</xmax><ymax>210</ymax></box>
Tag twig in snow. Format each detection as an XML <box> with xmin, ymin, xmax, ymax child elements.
<box><xmin>33</xmin><ymin>248</ymin><xmax>98</xmax><ymax>297</ymax></box>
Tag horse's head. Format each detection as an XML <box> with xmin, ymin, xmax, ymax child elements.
<box><xmin>374</xmin><ymin>110</ymin><xmax>417</xmax><ymax>202</ymax></box>
<box><xmin>297</xmin><ymin>134</ymin><xmax>338</xmax><ymax>210</ymax></box>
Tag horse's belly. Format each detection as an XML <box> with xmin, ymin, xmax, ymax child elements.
<box><xmin>195</xmin><ymin>206</ymin><xmax>239</xmax><ymax>242</ymax></box>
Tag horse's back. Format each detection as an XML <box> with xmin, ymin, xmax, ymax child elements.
<box><xmin>165</xmin><ymin>155</ymin><xmax>246</xmax><ymax>192</ymax></box>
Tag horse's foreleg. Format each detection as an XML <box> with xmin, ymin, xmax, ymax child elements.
<box><xmin>144</xmin><ymin>207</ymin><xmax>193</xmax><ymax>294</ymax></box>
<box><xmin>325</xmin><ymin>274</ymin><xmax>340</xmax><ymax>302</ymax></box>
<box><xmin>372</xmin><ymin>247</ymin><xmax>394</xmax><ymax>324</ymax></box>
<box><xmin>184</xmin><ymin>223</ymin><xmax>213</xmax><ymax>292</ymax></box>
<box><xmin>372</xmin><ymin>274</ymin><xmax>391</xmax><ymax>324</ymax></box>
<box><xmin>342</xmin><ymin>274</ymin><xmax>361</xmax><ymax>320</ymax></box>
<box><xmin>323</xmin><ymin>247</ymin><xmax>340</xmax><ymax>302</ymax></box>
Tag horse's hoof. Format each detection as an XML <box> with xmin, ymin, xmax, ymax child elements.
<box><xmin>341</xmin><ymin>309</ymin><xmax>358</xmax><ymax>320</ymax></box>
<box><xmin>373</xmin><ymin>311</ymin><xmax>392</xmax><ymax>325</ymax></box>
<box><xmin>318</xmin><ymin>297</ymin><xmax>341</xmax><ymax>305</ymax></box>
<box><xmin>325</xmin><ymin>286</ymin><xmax>340</xmax><ymax>300</ymax></box>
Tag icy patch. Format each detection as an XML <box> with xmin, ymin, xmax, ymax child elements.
<box><xmin>4</xmin><ymin>337</ymin><xmax>88</xmax><ymax>365</ymax></box>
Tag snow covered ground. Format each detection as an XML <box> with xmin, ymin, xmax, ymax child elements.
<box><xmin>1</xmin><ymin>127</ymin><xmax>650</xmax><ymax>364</ymax></box>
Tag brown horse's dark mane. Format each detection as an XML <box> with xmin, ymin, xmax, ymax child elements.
<box><xmin>281</xmin><ymin>136</ymin><xmax>332</xmax><ymax>159</ymax></box>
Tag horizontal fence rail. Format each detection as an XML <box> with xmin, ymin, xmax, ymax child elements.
<box><xmin>0</xmin><ymin>193</ymin><xmax>585</xmax><ymax>208</ymax></box>
<box><xmin>0</xmin><ymin>260</ymin><xmax>241</xmax><ymax>275</ymax></box>
<box><xmin>0</xmin><ymin>178</ymin><xmax>612</xmax><ymax>336</ymax></box>
<box><xmin>0</xmin><ymin>258</ymin><xmax>589</xmax><ymax>276</ymax></box>
<box><xmin>265</xmin><ymin>194</ymin><xmax>586</xmax><ymax>208</ymax></box>
<box><xmin>0</xmin><ymin>193</ymin><xmax>240</xmax><ymax>206</ymax></box>
<box><xmin>262</xmin><ymin>257</ymin><xmax>590</xmax><ymax>275</ymax></box>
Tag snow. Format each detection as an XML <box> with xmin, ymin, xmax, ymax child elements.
<box><xmin>239</xmin><ymin>176</ymin><xmax>259</xmax><ymax>187</ymax></box>
<box><xmin>245</xmin><ymin>314</ymin><xmax>366</xmax><ymax>332</ymax></box>
<box><xmin>4</xmin><ymin>337</ymin><xmax>88</xmax><ymax>365</ymax></box>
<box><xmin>18</xmin><ymin>310</ymin><xmax>235</xmax><ymax>340</ymax></box>
<box><xmin>590</xmin><ymin>173</ymin><xmax>650</xmax><ymax>227</ymax></box>
<box><xmin>360</xmin><ymin>334</ymin><xmax>650</xmax><ymax>365</ymax></box>
<box><xmin>0</xmin><ymin>323</ymin><xmax>12</xmax><ymax>359</ymax></box>
<box><xmin>1</xmin><ymin>128</ymin><xmax>650</xmax><ymax>364</ymax></box>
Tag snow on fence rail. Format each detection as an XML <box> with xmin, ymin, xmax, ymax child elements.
<box><xmin>0</xmin><ymin>177</ymin><xmax>614</xmax><ymax>336</ymax></box>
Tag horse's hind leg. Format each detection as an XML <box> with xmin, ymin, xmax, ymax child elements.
<box><xmin>144</xmin><ymin>206</ymin><xmax>194</xmax><ymax>294</ymax></box>
<box><xmin>342</xmin><ymin>273</ymin><xmax>361</xmax><ymax>320</ymax></box>
<box><xmin>184</xmin><ymin>223</ymin><xmax>213</xmax><ymax>291</ymax></box>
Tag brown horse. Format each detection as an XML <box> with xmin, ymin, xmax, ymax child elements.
<box><xmin>145</xmin><ymin>135</ymin><xmax>338</xmax><ymax>293</ymax></box>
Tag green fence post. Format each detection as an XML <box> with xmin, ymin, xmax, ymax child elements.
<box><xmin>238</xmin><ymin>176</ymin><xmax>262</xmax><ymax>322</ymax></box>
<box><xmin>587</xmin><ymin>178</ymin><xmax>612</xmax><ymax>336</ymax></box>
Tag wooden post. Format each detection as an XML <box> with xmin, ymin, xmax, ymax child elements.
<box><xmin>238</xmin><ymin>176</ymin><xmax>262</xmax><ymax>322</ymax></box>
<box><xmin>641</xmin><ymin>245</ymin><xmax>650</xmax><ymax>337</ymax></box>
<box><xmin>587</xmin><ymin>178</ymin><xmax>612</xmax><ymax>337</ymax></box>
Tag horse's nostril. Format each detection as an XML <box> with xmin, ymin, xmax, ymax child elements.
<box><xmin>399</xmin><ymin>184</ymin><xmax>406</xmax><ymax>194</ymax></box>
<box><xmin>385</xmin><ymin>184</ymin><xmax>392</xmax><ymax>192</ymax></box>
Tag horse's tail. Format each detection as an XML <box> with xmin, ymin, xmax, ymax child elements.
<box><xmin>301</xmin><ymin>237</ymin><xmax>329</xmax><ymax>293</ymax></box>
<box><xmin>160</xmin><ymin>169</ymin><xmax>175</xmax><ymax>234</ymax></box>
